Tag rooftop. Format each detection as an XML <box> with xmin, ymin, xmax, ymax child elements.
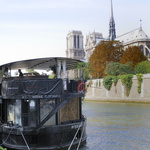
<box><xmin>115</xmin><ymin>28</ymin><xmax>150</xmax><ymax>44</ymax></box>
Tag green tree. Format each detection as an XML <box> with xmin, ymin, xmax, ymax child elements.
<box><xmin>89</xmin><ymin>40</ymin><xmax>124</xmax><ymax>78</ymax></box>
<box><xmin>74</xmin><ymin>62</ymin><xmax>90</xmax><ymax>80</ymax></box>
<box><xmin>0</xmin><ymin>147</ymin><xmax>7</xmax><ymax>150</ymax></box>
<box><xmin>134</xmin><ymin>60</ymin><xmax>150</xmax><ymax>74</ymax></box>
<box><xmin>120</xmin><ymin>46</ymin><xmax>147</xmax><ymax>67</ymax></box>
<box><xmin>105</xmin><ymin>62</ymin><xmax>134</xmax><ymax>76</ymax></box>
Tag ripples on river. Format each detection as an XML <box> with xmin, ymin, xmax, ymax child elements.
<box><xmin>78</xmin><ymin>101</ymin><xmax>150</xmax><ymax>150</ymax></box>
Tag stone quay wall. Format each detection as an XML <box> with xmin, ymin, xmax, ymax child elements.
<box><xmin>85</xmin><ymin>74</ymin><xmax>150</xmax><ymax>102</ymax></box>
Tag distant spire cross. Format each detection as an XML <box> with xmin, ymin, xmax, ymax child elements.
<box><xmin>140</xmin><ymin>19</ymin><xmax>142</xmax><ymax>29</ymax></box>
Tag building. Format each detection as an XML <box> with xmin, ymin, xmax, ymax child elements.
<box><xmin>109</xmin><ymin>0</ymin><xmax>116</xmax><ymax>41</ymax></box>
<box><xmin>84</xmin><ymin>0</ymin><xmax>116</xmax><ymax>61</ymax></box>
<box><xmin>66</xmin><ymin>0</ymin><xmax>150</xmax><ymax>61</ymax></box>
<box><xmin>84</xmin><ymin>32</ymin><xmax>105</xmax><ymax>61</ymax></box>
<box><xmin>115</xmin><ymin>27</ymin><xmax>150</xmax><ymax>58</ymax></box>
<box><xmin>66</xmin><ymin>30</ymin><xmax>85</xmax><ymax>60</ymax></box>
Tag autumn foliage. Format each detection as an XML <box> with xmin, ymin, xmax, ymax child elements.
<box><xmin>89</xmin><ymin>41</ymin><xmax>124</xmax><ymax>78</ymax></box>
<box><xmin>120</xmin><ymin>46</ymin><xmax>147</xmax><ymax>67</ymax></box>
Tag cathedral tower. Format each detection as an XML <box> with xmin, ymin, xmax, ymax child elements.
<box><xmin>66</xmin><ymin>30</ymin><xmax>85</xmax><ymax>60</ymax></box>
<box><xmin>109</xmin><ymin>0</ymin><xmax>116</xmax><ymax>41</ymax></box>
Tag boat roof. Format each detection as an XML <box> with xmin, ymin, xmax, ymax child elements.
<box><xmin>0</xmin><ymin>57</ymin><xmax>82</xmax><ymax>70</ymax></box>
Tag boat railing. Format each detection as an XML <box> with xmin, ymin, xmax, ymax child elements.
<box><xmin>1</xmin><ymin>77</ymin><xmax>86</xmax><ymax>97</ymax></box>
<box><xmin>1</xmin><ymin>78</ymin><xmax>63</xmax><ymax>99</ymax></box>
<box><xmin>2</xmin><ymin>76</ymin><xmax>48</xmax><ymax>80</ymax></box>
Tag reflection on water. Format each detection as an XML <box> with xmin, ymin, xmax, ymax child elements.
<box><xmin>79</xmin><ymin>101</ymin><xmax>150</xmax><ymax>150</ymax></box>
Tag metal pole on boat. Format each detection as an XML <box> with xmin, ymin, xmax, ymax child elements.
<box><xmin>68</xmin><ymin>122</ymin><xmax>82</xmax><ymax>150</ymax></box>
<box><xmin>20</xmin><ymin>129</ymin><xmax>30</xmax><ymax>150</ymax></box>
<box><xmin>76</xmin><ymin>121</ymin><xmax>86</xmax><ymax>150</ymax></box>
<box><xmin>62</xmin><ymin>60</ymin><xmax>67</xmax><ymax>90</ymax></box>
<box><xmin>57</xmin><ymin>60</ymin><xmax>61</xmax><ymax>78</ymax></box>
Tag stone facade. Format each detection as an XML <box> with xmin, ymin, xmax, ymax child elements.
<box><xmin>85</xmin><ymin>74</ymin><xmax>150</xmax><ymax>102</ymax></box>
<box><xmin>66</xmin><ymin>30</ymin><xmax>85</xmax><ymax>60</ymax></box>
<box><xmin>85</xmin><ymin>32</ymin><xmax>105</xmax><ymax>61</ymax></box>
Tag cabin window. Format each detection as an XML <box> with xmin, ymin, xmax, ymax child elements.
<box><xmin>22</xmin><ymin>100</ymin><xmax>29</xmax><ymax>126</ymax></box>
<box><xmin>29</xmin><ymin>100</ymin><xmax>37</xmax><ymax>127</ymax></box>
<box><xmin>7</xmin><ymin>100</ymin><xmax>21</xmax><ymax>126</ymax></box>
<box><xmin>22</xmin><ymin>99</ymin><xmax>40</xmax><ymax>127</ymax></box>
<box><xmin>40</xmin><ymin>99</ymin><xmax>56</xmax><ymax>125</ymax></box>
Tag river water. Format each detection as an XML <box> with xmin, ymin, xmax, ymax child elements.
<box><xmin>79</xmin><ymin>101</ymin><xmax>150</xmax><ymax>150</ymax></box>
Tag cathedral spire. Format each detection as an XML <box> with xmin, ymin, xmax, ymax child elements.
<box><xmin>140</xmin><ymin>19</ymin><xmax>142</xmax><ymax>29</ymax></box>
<box><xmin>109</xmin><ymin>0</ymin><xmax>116</xmax><ymax>41</ymax></box>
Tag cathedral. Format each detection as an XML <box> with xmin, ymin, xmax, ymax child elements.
<box><xmin>66</xmin><ymin>30</ymin><xmax>85</xmax><ymax>60</ymax></box>
<box><xmin>85</xmin><ymin>32</ymin><xmax>104</xmax><ymax>61</ymax></box>
<box><xmin>66</xmin><ymin>0</ymin><xmax>150</xmax><ymax>61</ymax></box>
<box><xmin>115</xmin><ymin>27</ymin><xmax>150</xmax><ymax>58</ymax></box>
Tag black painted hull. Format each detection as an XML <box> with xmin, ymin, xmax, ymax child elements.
<box><xmin>2</xmin><ymin>119</ymin><xmax>87</xmax><ymax>150</ymax></box>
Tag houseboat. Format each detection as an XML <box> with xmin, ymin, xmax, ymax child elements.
<box><xmin>0</xmin><ymin>57</ymin><xmax>87</xmax><ymax>150</ymax></box>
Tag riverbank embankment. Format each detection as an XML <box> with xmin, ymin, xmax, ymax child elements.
<box><xmin>85</xmin><ymin>74</ymin><xmax>150</xmax><ymax>102</ymax></box>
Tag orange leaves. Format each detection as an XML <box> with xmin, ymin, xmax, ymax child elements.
<box><xmin>89</xmin><ymin>41</ymin><xmax>124</xmax><ymax>78</ymax></box>
<box><xmin>88</xmin><ymin>42</ymin><xmax>147</xmax><ymax>79</ymax></box>
<box><xmin>120</xmin><ymin>46</ymin><xmax>147</xmax><ymax>67</ymax></box>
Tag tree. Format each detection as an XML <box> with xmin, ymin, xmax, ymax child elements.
<box><xmin>105</xmin><ymin>62</ymin><xmax>133</xmax><ymax>76</ymax></box>
<box><xmin>134</xmin><ymin>60</ymin><xmax>150</xmax><ymax>74</ymax></box>
<box><xmin>89</xmin><ymin>40</ymin><xmax>124</xmax><ymax>78</ymax></box>
<box><xmin>120</xmin><ymin>46</ymin><xmax>147</xmax><ymax>67</ymax></box>
<box><xmin>74</xmin><ymin>62</ymin><xmax>90</xmax><ymax>80</ymax></box>
<box><xmin>0</xmin><ymin>146</ymin><xmax>7</xmax><ymax>150</ymax></box>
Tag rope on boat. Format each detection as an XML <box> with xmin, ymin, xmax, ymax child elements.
<box><xmin>0</xmin><ymin>127</ymin><xmax>13</xmax><ymax>146</ymax></box>
<box><xmin>19</xmin><ymin>128</ymin><xmax>30</xmax><ymax>150</ymax></box>
<box><xmin>76</xmin><ymin>121</ymin><xmax>86</xmax><ymax>150</ymax></box>
<box><xmin>67</xmin><ymin>122</ymin><xmax>82</xmax><ymax>150</ymax></box>
<box><xmin>0</xmin><ymin>124</ymin><xmax>30</xmax><ymax>150</ymax></box>
<box><xmin>0</xmin><ymin>125</ymin><xmax>30</xmax><ymax>150</ymax></box>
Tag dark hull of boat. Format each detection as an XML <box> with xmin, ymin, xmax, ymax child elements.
<box><xmin>1</xmin><ymin>118</ymin><xmax>87</xmax><ymax>150</ymax></box>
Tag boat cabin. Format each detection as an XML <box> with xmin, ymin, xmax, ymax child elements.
<box><xmin>0</xmin><ymin>57</ymin><xmax>86</xmax><ymax>150</ymax></box>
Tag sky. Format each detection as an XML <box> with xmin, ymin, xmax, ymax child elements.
<box><xmin>0</xmin><ymin>0</ymin><xmax>150</xmax><ymax>65</ymax></box>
